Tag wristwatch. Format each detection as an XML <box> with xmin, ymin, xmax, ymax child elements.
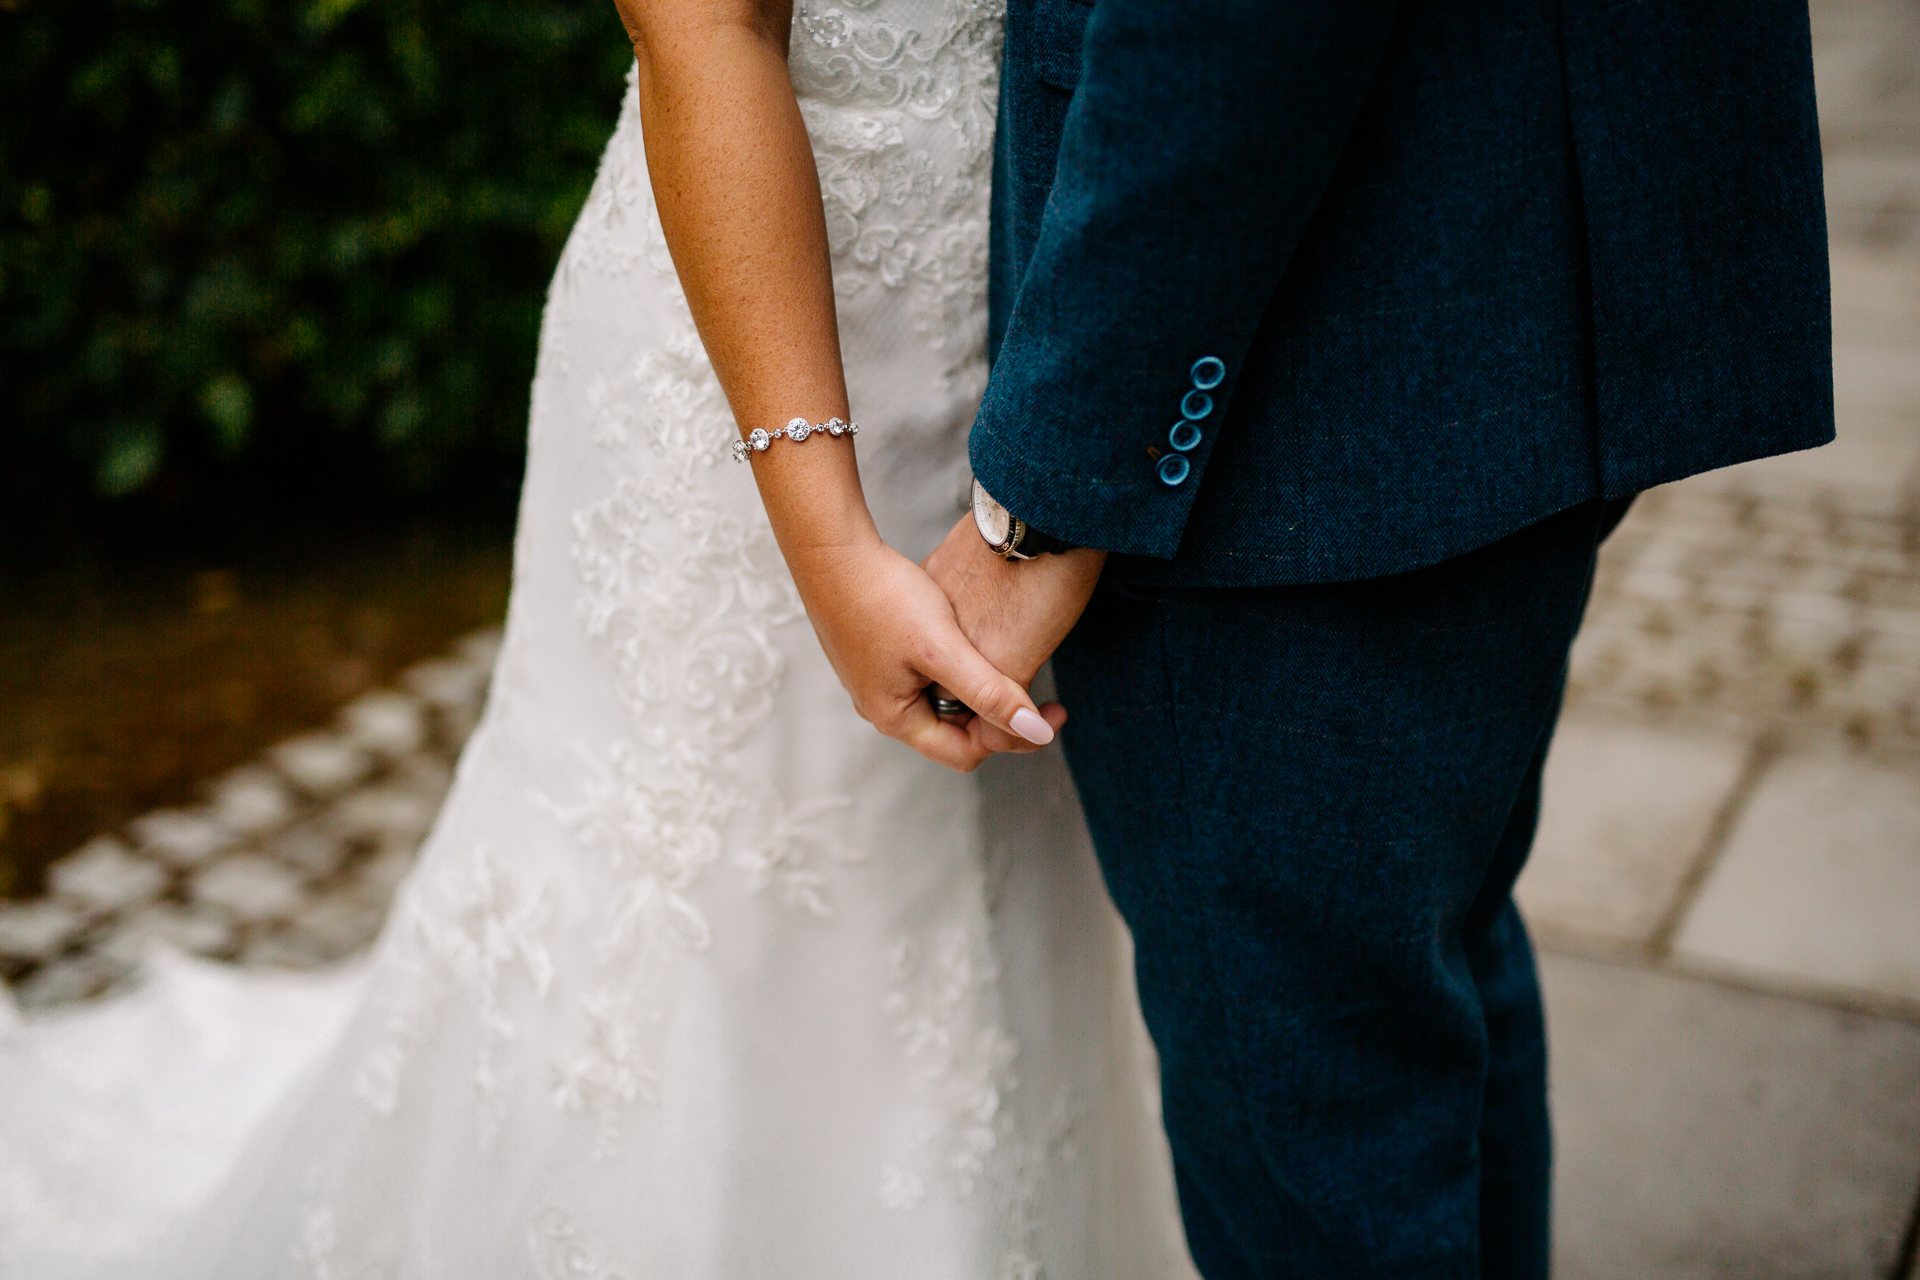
<box><xmin>971</xmin><ymin>478</ymin><xmax>1076</xmax><ymax>560</ymax></box>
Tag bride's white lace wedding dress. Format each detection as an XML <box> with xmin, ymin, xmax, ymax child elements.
<box><xmin>0</xmin><ymin>1</ymin><xmax>1196</xmax><ymax>1275</ymax></box>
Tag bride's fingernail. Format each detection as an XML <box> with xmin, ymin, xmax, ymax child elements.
<box><xmin>1010</xmin><ymin>708</ymin><xmax>1054</xmax><ymax>745</ymax></box>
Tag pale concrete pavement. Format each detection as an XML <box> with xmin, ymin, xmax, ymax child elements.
<box><xmin>1523</xmin><ymin>3</ymin><xmax>1920</xmax><ymax>1271</ymax></box>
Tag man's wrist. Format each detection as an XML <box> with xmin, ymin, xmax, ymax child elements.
<box><xmin>971</xmin><ymin>477</ymin><xmax>1079</xmax><ymax>560</ymax></box>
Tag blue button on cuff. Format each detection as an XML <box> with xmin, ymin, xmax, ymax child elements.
<box><xmin>1168</xmin><ymin>421</ymin><xmax>1202</xmax><ymax>453</ymax></box>
<box><xmin>1157</xmin><ymin>453</ymin><xmax>1191</xmax><ymax>486</ymax></box>
<box><xmin>1190</xmin><ymin>356</ymin><xmax>1225</xmax><ymax>390</ymax></box>
<box><xmin>1180</xmin><ymin>389</ymin><xmax>1213</xmax><ymax>420</ymax></box>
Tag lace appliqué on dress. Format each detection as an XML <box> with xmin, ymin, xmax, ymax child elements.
<box><xmin>544</xmin><ymin>204</ymin><xmax>865</xmax><ymax>1151</ymax></box>
<box><xmin>879</xmin><ymin>923</ymin><xmax>1079</xmax><ymax>1279</ymax></box>
<box><xmin>792</xmin><ymin>0</ymin><xmax>1003</xmax><ymax>390</ymax></box>
<box><xmin>548</xmin><ymin>988</ymin><xmax>657</xmax><ymax>1161</ymax></box>
<box><xmin>528</xmin><ymin>1207</ymin><xmax>632</xmax><ymax>1280</ymax></box>
<box><xmin>733</xmin><ymin>794</ymin><xmax>862</xmax><ymax>917</ymax></box>
<box><xmin>551</xmin><ymin>72</ymin><xmax>677</xmax><ymax>294</ymax></box>
<box><xmin>878</xmin><ymin>927</ymin><xmax>1020</xmax><ymax>1209</ymax></box>
<box><xmin>351</xmin><ymin>845</ymin><xmax>554</xmax><ymax>1150</ymax></box>
<box><xmin>529</xmin><ymin>737</ymin><xmax>731</xmax><ymax>1158</ymax></box>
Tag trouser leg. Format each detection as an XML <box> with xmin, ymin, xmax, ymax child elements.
<box><xmin>1052</xmin><ymin>502</ymin><xmax>1607</xmax><ymax>1280</ymax></box>
<box><xmin>1473</xmin><ymin>494</ymin><xmax>1631</xmax><ymax>1278</ymax></box>
<box><xmin>1468</xmin><ymin>722</ymin><xmax>1556</xmax><ymax>1280</ymax></box>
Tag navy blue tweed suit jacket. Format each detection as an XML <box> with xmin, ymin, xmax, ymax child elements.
<box><xmin>971</xmin><ymin>0</ymin><xmax>1835</xmax><ymax>586</ymax></box>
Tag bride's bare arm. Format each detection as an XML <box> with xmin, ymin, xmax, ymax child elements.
<box><xmin>611</xmin><ymin>0</ymin><xmax>1059</xmax><ymax>769</ymax></box>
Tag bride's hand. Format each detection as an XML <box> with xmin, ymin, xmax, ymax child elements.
<box><xmin>789</xmin><ymin>533</ymin><xmax>1066</xmax><ymax>773</ymax></box>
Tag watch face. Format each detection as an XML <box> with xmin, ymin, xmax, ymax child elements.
<box><xmin>971</xmin><ymin>478</ymin><xmax>1012</xmax><ymax>549</ymax></box>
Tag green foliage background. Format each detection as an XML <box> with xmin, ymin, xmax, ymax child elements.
<box><xmin>1</xmin><ymin>0</ymin><xmax>632</xmax><ymax>531</ymax></box>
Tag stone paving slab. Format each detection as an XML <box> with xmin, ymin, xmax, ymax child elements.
<box><xmin>1811</xmin><ymin>0</ymin><xmax>1920</xmax><ymax>155</ymax></box>
<box><xmin>1830</xmin><ymin>238</ymin><xmax>1920</xmax><ymax>351</ymax></box>
<box><xmin>1517</xmin><ymin>719</ymin><xmax>1749</xmax><ymax>949</ymax></box>
<box><xmin>1543</xmin><ymin>952</ymin><xmax>1920</xmax><ymax>1280</ymax></box>
<box><xmin>1673</xmin><ymin>754</ymin><xmax>1920</xmax><ymax>1011</ymax></box>
<box><xmin>1567</xmin><ymin>478</ymin><xmax>1920</xmax><ymax>757</ymax></box>
<box><xmin>1824</xmin><ymin>152</ymin><xmax>1920</xmax><ymax>235</ymax></box>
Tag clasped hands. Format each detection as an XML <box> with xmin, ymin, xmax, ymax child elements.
<box><xmin>789</xmin><ymin>513</ymin><xmax>1106</xmax><ymax>773</ymax></box>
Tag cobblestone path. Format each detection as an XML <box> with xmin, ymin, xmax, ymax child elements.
<box><xmin>0</xmin><ymin>631</ymin><xmax>497</xmax><ymax>1007</ymax></box>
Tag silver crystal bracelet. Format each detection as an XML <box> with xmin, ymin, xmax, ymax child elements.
<box><xmin>729</xmin><ymin>416</ymin><xmax>859</xmax><ymax>463</ymax></box>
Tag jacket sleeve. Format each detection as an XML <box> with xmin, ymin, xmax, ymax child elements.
<box><xmin>969</xmin><ymin>0</ymin><xmax>1399</xmax><ymax>558</ymax></box>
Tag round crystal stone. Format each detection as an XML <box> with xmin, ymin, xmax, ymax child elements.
<box><xmin>825</xmin><ymin>417</ymin><xmax>847</xmax><ymax>436</ymax></box>
<box><xmin>787</xmin><ymin>417</ymin><xmax>813</xmax><ymax>441</ymax></box>
<box><xmin>749</xmin><ymin>428</ymin><xmax>772</xmax><ymax>451</ymax></box>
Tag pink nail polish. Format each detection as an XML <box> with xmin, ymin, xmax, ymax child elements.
<box><xmin>1010</xmin><ymin>708</ymin><xmax>1054</xmax><ymax>746</ymax></box>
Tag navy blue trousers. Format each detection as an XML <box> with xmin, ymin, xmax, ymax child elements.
<box><xmin>1053</xmin><ymin>499</ymin><xmax>1627</xmax><ymax>1279</ymax></box>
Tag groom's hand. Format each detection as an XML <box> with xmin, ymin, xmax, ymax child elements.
<box><xmin>923</xmin><ymin>514</ymin><xmax>1106</xmax><ymax>754</ymax></box>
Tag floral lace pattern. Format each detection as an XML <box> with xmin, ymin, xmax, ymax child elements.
<box><xmin>540</xmin><ymin>154</ymin><xmax>879</xmax><ymax>1154</ymax></box>
<box><xmin>352</xmin><ymin>845</ymin><xmax>554</xmax><ymax>1149</ymax></box>
<box><xmin>571</xmin><ymin>476</ymin><xmax>800</xmax><ymax>752</ymax></box>
<box><xmin>528</xmin><ymin>1208</ymin><xmax>631</xmax><ymax>1280</ymax></box>
<box><xmin>879</xmin><ymin>926</ymin><xmax>1021</xmax><ymax>1209</ymax></box>
<box><xmin>550</xmin><ymin>80</ymin><xmax>675</xmax><ymax>293</ymax></box>
<box><xmin>549</xmin><ymin>988</ymin><xmax>656</xmax><ymax>1160</ymax></box>
<box><xmin>794</xmin><ymin>0</ymin><xmax>1003</xmax><ymax>388</ymax></box>
<box><xmin>732</xmin><ymin>793</ymin><xmax>862</xmax><ymax>916</ymax></box>
<box><xmin>289</xmin><ymin>1205</ymin><xmax>349</xmax><ymax>1280</ymax></box>
<box><xmin>878</xmin><ymin>922</ymin><xmax>1073</xmax><ymax>1277</ymax></box>
<box><xmin>528</xmin><ymin>734</ymin><xmax>731</xmax><ymax>1155</ymax></box>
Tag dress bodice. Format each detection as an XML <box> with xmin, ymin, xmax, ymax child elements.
<box><xmin>790</xmin><ymin>0</ymin><xmax>1003</xmax><ymax>394</ymax></box>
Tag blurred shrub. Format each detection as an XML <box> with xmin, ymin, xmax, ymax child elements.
<box><xmin>0</xmin><ymin>0</ymin><xmax>631</xmax><ymax>521</ymax></box>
